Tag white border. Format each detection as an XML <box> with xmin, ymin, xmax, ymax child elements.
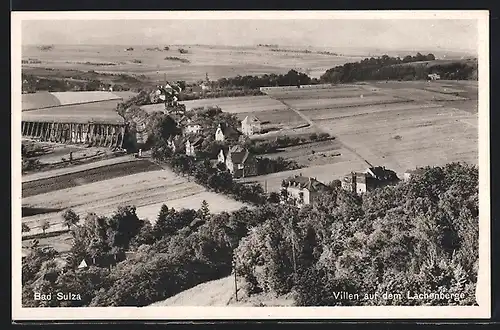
<box><xmin>12</xmin><ymin>10</ymin><xmax>490</xmax><ymax>320</ymax></box>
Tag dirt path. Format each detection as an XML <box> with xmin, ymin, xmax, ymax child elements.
<box><xmin>150</xmin><ymin>276</ymin><xmax>238</xmax><ymax>306</ymax></box>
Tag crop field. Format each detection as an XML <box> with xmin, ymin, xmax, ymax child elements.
<box><xmin>384</xmin><ymin>88</ymin><xmax>468</xmax><ymax>102</ymax></box>
<box><xmin>22</xmin><ymin>154</ymin><xmax>137</xmax><ymax>183</ymax></box>
<box><xmin>282</xmin><ymin>95</ymin><xmax>409</xmax><ymax>111</ymax></box>
<box><xmin>22</xmin><ymin>91</ymin><xmax>125</xmax><ymax>111</ymax></box>
<box><xmin>22</xmin><ymin>160</ymin><xmax>162</xmax><ymax>197</ymax></box>
<box><xmin>264</xmin><ymin>139</ymin><xmax>344</xmax><ymax>167</ymax></box>
<box><xmin>22</xmin><ymin>100</ymin><xmax>124</xmax><ymax>124</ymax></box>
<box><xmin>21</xmin><ymin>165</ymin><xmax>247</xmax><ymax>235</ymax></box>
<box><xmin>311</xmin><ymin>105</ymin><xmax>478</xmax><ymax>175</ymax></box>
<box><xmin>184</xmin><ymin>95</ymin><xmax>288</xmax><ymax>113</ymax></box>
<box><xmin>22</xmin><ymin>44</ymin><xmax>361</xmax><ymax>82</ymax></box>
<box><xmin>263</xmin><ymin>86</ymin><xmax>371</xmax><ymax>100</ymax></box>
<box><xmin>301</xmin><ymin>102</ymin><xmax>445</xmax><ymax>121</ymax></box>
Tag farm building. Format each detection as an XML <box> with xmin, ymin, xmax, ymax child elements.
<box><xmin>185</xmin><ymin>136</ymin><xmax>204</xmax><ymax>157</ymax></box>
<box><xmin>241</xmin><ymin>115</ymin><xmax>262</xmax><ymax>136</ymax></box>
<box><xmin>21</xmin><ymin>91</ymin><xmax>130</xmax><ymax>148</ymax></box>
<box><xmin>215</xmin><ymin>123</ymin><xmax>240</xmax><ymax>142</ymax></box>
<box><xmin>341</xmin><ymin>166</ymin><xmax>399</xmax><ymax>194</ymax></box>
<box><xmin>219</xmin><ymin>145</ymin><xmax>257</xmax><ymax>178</ymax></box>
<box><xmin>280</xmin><ymin>174</ymin><xmax>328</xmax><ymax>207</ymax></box>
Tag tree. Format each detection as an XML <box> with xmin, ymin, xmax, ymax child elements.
<box><xmin>22</xmin><ymin>223</ymin><xmax>31</xmax><ymax>233</ymax></box>
<box><xmin>62</xmin><ymin>209</ymin><xmax>80</xmax><ymax>230</ymax></box>
<box><xmin>41</xmin><ymin>220</ymin><xmax>51</xmax><ymax>235</ymax></box>
<box><xmin>198</xmin><ymin>200</ymin><xmax>211</xmax><ymax>221</ymax></box>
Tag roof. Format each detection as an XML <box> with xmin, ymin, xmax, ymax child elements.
<box><xmin>187</xmin><ymin>136</ymin><xmax>204</xmax><ymax>146</ymax></box>
<box><xmin>22</xmin><ymin>100</ymin><xmax>125</xmax><ymax>125</ymax></box>
<box><xmin>168</xmin><ymin>135</ymin><xmax>184</xmax><ymax>148</ymax></box>
<box><xmin>228</xmin><ymin>145</ymin><xmax>250</xmax><ymax>164</ymax></box>
<box><xmin>368</xmin><ymin>166</ymin><xmax>399</xmax><ymax>181</ymax></box>
<box><xmin>218</xmin><ymin>123</ymin><xmax>240</xmax><ymax>138</ymax></box>
<box><xmin>243</xmin><ymin>115</ymin><xmax>261</xmax><ymax>124</ymax></box>
<box><xmin>283</xmin><ymin>175</ymin><xmax>327</xmax><ymax>192</ymax></box>
<box><xmin>22</xmin><ymin>91</ymin><xmax>123</xmax><ymax>111</ymax></box>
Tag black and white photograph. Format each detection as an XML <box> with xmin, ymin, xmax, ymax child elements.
<box><xmin>12</xmin><ymin>10</ymin><xmax>490</xmax><ymax>320</ymax></box>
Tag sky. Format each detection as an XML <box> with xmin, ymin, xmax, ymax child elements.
<box><xmin>22</xmin><ymin>19</ymin><xmax>478</xmax><ymax>53</ymax></box>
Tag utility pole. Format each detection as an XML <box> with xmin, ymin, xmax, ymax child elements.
<box><xmin>232</xmin><ymin>256</ymin><xmax>238</xmax><ymax>302</ymax></box>
<box><xmin>290</xmin><ymin>218</ymin><xmax>297</xmax><ymax>283</ymax></box>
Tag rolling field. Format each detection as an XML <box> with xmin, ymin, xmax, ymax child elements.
<box><xmin>142</xmin><ymin>95</ymin><xmax>288</xmax><ymax>114</ymax></box>
<box><xmin>282</xmin><ymin>95</ymin><xmax>409</xmax><ymax>111</ymax></box>
<box><xmin>22</xmin><ymin>91</ymin><xmax>127</xmax><ymax>111</ymax></box>
<box><xmin>264</xmin><ymin>140</ymin><xmax>343</xmax><ymax>167</ymax></box>
<box><xmin>22</xmin><ymin>154</ymin><xmax>136</xmax><ymax>182</ymax></box>
<box><xmin>306</xmin><ymin>104</ymin><xmax>478</xmax><ymax>175</ymax></box>
<box><xmin>22</xmin><ymin>160</ymin><xmax>162</xmax><ymax>197</ymax></box>
<box><xmin>22</xmin><ymin>99</ymin><xmax>125</xmax><ymax>124</ymax></box>
<box><xmin>245</xmin><ymin>80</ymin><xmax>478</xmax><ymax>192</ymax></box>
<box><xmin>22</xmin><ymin>165</ymin><xmax>247</xmax><ymax>235</ymax></box>
<box><xmin>22</xmin><ymin>44</ymin><xmax>361</xmax><ymax>82</ymax></box>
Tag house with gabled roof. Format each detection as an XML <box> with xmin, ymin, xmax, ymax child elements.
<box><xmin>183</xmin><ymin>118</ymin><xmax>203</xmax><ymax>135</ymax></box>
<box><xmin>241</xmin><ymin>115</ymin><xmax>262</xmax><ymax>136</ymax></box>
<box><xmin>221</xmin><ymin>145</ymin><xmax>257</xmax><ymax>178</ymax></box>
<box><xmin>185</xmin><ymin>136</ymin><xmax>204</xmax><ymax>158</ymax></box>
<box><xmin>167</xmin><ymin>135</ymin><xmax>184</xmax><ymax>154</ymax></box>
<box><xmin>281</xmin><ymin>174</ymin><xmax>328</xmax><ymax>206</ymax></box>
<box><xmin>215</xmin><ymin>123</ymin><xmax>240</xmax><ymax>142</ymax></box>
<box><xmin>341</xmin><ymin>166</ymin><xmax>399</xmax><ymax>194</ymax></box>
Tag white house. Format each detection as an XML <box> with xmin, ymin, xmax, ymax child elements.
<box><xmin>215</xmin><ymin>123</ymin><xmax>239</xmax><ymax>142</ymax></box>
<box><xmin>183</xmin><ymin>118</ymin><xmax>202</xmax><ymax>135</ymax></box>
<box><xmin>281</xmin><ymin>174</ymin><xmax>328</xmax><ymax>207</ymax></box>
<box><xmin>241</xmin><ymin>115</ymin><xmax>262</xmax><ymax>136</ymax></box>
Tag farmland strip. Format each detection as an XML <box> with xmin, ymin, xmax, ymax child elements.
<box><xmin>22</xmin><ymin>160</ymin><xmax>161</xmax><ymax>197</ymax></box>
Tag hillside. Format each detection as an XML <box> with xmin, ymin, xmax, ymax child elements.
<box><xmin>150</xmin><ymin>276</ymin><xmax>295</xmax><ymax>307</ymax></box>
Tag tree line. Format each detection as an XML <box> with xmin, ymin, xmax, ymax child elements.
<box><xmin>320</xmin><ymin>53</ymin><xmax>477</xmax><ymax>83</ymax></box>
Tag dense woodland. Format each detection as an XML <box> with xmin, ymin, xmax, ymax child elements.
<box><xmin>22</xmin><ymin>162</ymin><xmax>478</xmax><ymax>307</ymax></box>
<box><xmin>320</xmin><ymin>53</ymin><xmax>477</xmax><ymax>83</ymax></box>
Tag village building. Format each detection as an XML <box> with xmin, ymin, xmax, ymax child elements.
<box><xmin>219</xmin><ymin>145</ymin><xmax>257</xmax><ymax>178</ymax></box>
<box><xmin>167</xmin><ymin>135</ymin><xmax>184</xmax><ymax>154</ymax></box>
<box><xmin>281</xmin><ymin>174</ymin><xmax>328</xmax><ymax>207</ymax></box>
<box><xmin>215</xmin><ymin>123</ymin><xmax>240</xmax><ymax>142</ymax></box>
<box><xmin>182</xmin><ymin>118</ymin><xmax>203</xmax><ymax>135</ymax></box>
<box><xmin>403</xmin><ymin>167</ymin><xmax>427</xmax><ymax>181</ymax></box>
<box><xmin>185</xmin><ymin>136</ymin><xmax>204</xmax><ymax>157</ymax></box>
<box><xmin>241</xmin><ymin>115</ymin><xmax>262</xmax><ymax>136</ymax></box>
<box><xmin>341</xmin><ymin>166</ymin><xmax>399</xmax><ymax>194</ymax></box>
